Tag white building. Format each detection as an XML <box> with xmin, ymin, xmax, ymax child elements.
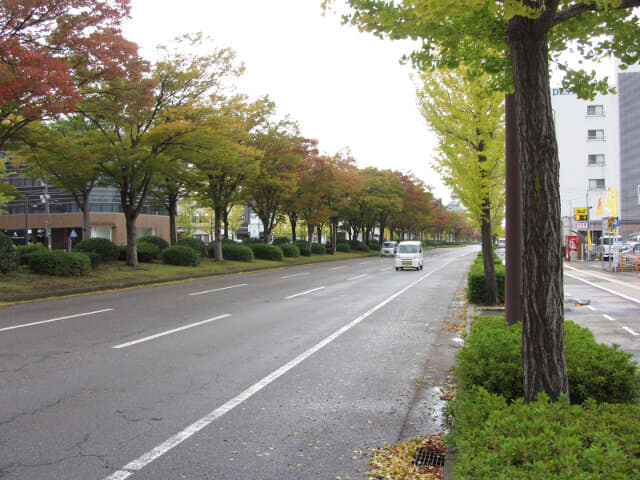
<box><xmin>553</xmin><ymin>65</ymin><xmax>640</xmax><ymax>246</ymax></box>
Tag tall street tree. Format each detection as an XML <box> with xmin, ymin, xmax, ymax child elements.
<box><xmin>79</xmin><ymin>35</ymin><xmax>244</xmax><ymax>266</ymax></box>
<box><xmin>329</xmin><ymin>0</ymin><xmax>640</xmax><ymax>402</ymax></box>
<box><xmin>246</xmin><ymin>119</ymin><xmax>305</xmax><ymax>243</ymax></box>
<box><xmin>416</xmin><ymin>66</ymin><xmax>505</xmax><ymax>305</ymax></box>
<box><xmin>15</xmin><ymin>117</ymin><xmax>105</xmax><ymax>240</ymax></box>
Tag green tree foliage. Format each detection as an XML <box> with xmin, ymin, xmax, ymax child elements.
<box><xmin>15</xmin><ymin>117</ymin><xmax>103</xmax><ymax>239</ymax></box>
<box><xmin>328</xmin><ymin>0</ymin><xmax>640</xmax><ymax>403</ymax></box>
<box><xmin>416</xmin><ymin>66</ymin><xmax>505</xmax><ymax>304</ymax></box>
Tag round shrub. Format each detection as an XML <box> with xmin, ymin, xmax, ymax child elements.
<box><xmin>162</xmin><ymin>245</ymin><xmax>200</xmax><ymax>266</ymax></box>
<box><xmin>273</xmin><ymin>237</ymin><xmax>291</xmax><ymax>245</ymax></box>
<box><xmin>117</xmin><ymin>245</ymin><xmax>127</xmax><ymax>261</ymax></box>
<box><xmin>368</xmin><ymin>241</ymin><xmax>380</xmax><ymax>250</ymax></box>
<box><xmin>336</xmin><ymin>242</ymin><xmax>350</xmax><ymax>252</ymax></box>
<box><xmin>280</xmin><ymin>243</ymin><xmax>300</xmax><ymax>258</ymax></box>
<box><xmin>28</xmin><ymin>250</ymin><xmax>90</xmax><ymax>276</ymax></box>
<box><xmin>74</xmin><ymin>237</ymin><xmax>118</xmax><ymax>262</ymax></box>
<box><xmin>456</xmin><ymin>316</ymin><xmax>640</xmax><ymax>405</ymax></box>
<box><xmin>311</xmin><ymin>243</ymin><xmax>326</xmax><ymax>254</ymax></box>
<box><xmin>299</xmin><ymin>246</ymin><xmax>311</xmax><ymax>257</ymax></box>
<box><xmin>138</xmin><ymin>235</ymin><xmax>169</xmax><ymax>252</ymax></box>
<box><xmin>0</xmin><ymin>232</ymin><xmax>17</xmax><ymax>274</ymax></box>
<box><xmin>177</xmin><ymin>237</ymin><xmax>206</xmax><ymax>257</ymax></box>
<box><xmin>136</xmin><ymin>241</ymin><xmax>160</xmax><ymax>263</ymax></box>
<box><xmin>352</xmin><ymin>242</ymin><xmax>370</xmax><ymax>252</ymax></box>
<box><xmin>220</xmin><ymin>242</ymin><xmax>253</xmax><ymax>262</ymax></box>
<box><xmin>250</xmin><ymin>243</ymin><xmax>284</xmax><ymax>261</ymax></box>
<box><xmin>85</xmin><ymin>252</ymin><xmax>102</xmax><ymax>268</ymax></box>
<box><xmin>15</xmin><ymin>244</ymin><xmax>48</xmax><ymax>266</ymax></box>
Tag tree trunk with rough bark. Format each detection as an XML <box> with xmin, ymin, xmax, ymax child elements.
<box><xmin>508</xmin><ymin>17</ymin><xmax>568</xmax><ymax>402</ymax></box>
<box><xmin>125</xmin><ymin>212</ymin><xmax>138</xmax><ymax>267</ymax></box>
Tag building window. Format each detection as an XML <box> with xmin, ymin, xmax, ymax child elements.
<box><xmin>587</xmin><ymin>105</ymin><xmax>604</xmax><ymax>116</ymax></box>
<box><xmin>587</xmin><ymin>129</ymin><xmax>605</xmax><ymax>140</ymax></box>
<box><xmin>588</xmin><ymin>154</ymin><xmax>605</xmax><ymax>165</ymax></box>
<box><xmin>589</xmin><ymin>178</ymin><xmax>605</xmax><ymax>190</ymax></box>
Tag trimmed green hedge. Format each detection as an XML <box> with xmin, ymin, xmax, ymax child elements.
<box><xmin>15</xmin><ymin>244</ymin><xmax>47</xmax><ymax>266</ymax></box>
<box><xmin>0</xmin><ymin>232</ymin><xmax>17</xmax><ymax>274</ymax></box>
<box><xmin>74</xmin><ymin>237</ymin><xmax>118</xmax><ymax>262</ymax></box>
<box><xmin>137</xmin><ymin>241</ymin><xmax>160</xmax><ymax>263</ymax></box>
<box><xmin>138</xmin><ymin>235</ymin><xmax>169</xmax><ymax>252</ymax></box>
<box><xmin>250</xmin><ymin>244</ymin><xmax>283</xmax><ymax>261</ymax></box>
<box><xmin>456</xmin><ymin>316</ymin><xmax>640</xmax><ymax>405</ymax></box>
<box><xmin>451</xmin><ymin>387</ymin><xmax>640</xmax><ymax>480</ymax></box>
<box><xmin>28</xmin><ymin>250</ymin><xmax>91</xmax><ymax>276</ymax></box>
<box><xmin>336</xmin><ymin>242</ymin><xmax>350</xmax><ymax>252</ymax></box>
<box><xmin>280</xmin><ymin>243</ymin><xmax>300</xmax><ymax>258</ymax></box>
<box><xmin>311</xmin><ymin>243</ymin><xmax>326</xmax><ymax>254</ymax></box>
<box><xmin>466</xmin><ymin>253</ymin><xmax>505</xmax><ymax>304</ymax></box>
<box><xmin>177</xmin><ymin>237</ymin><xmax>206</xmax><ymax>257</ymax></box>
<box><xmin>162</xmin><ymin>245</ymin><xmax>200</xmax><ymax>266</ymax></box>
<box><xmin>220</xmin><ymin>243</ymin><xmax>254</xmax><ymax>262</ymax></box>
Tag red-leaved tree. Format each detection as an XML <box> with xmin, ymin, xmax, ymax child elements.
<box><xmin>0</xmin><ymin>0</ymin><xmax>138</xmax><ymax>149</ymax></box>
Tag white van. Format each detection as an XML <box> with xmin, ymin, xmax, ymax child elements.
<box><xmin>395</xmin><ymin>241</ymin><xmax>424</xmax><ymax>271</ymax></box>
<box><xmin>596</xmin><ymin>235</ymin><xmax>623</xmax><ymax>260</ymax></box>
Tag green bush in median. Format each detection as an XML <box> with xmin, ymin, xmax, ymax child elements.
<box><xmin>15</xmin><ymin>244</ymin><xmax>47</xmax><ymax>266</ymax></box>
<box><xmin>28</xmin><ymin>250</ymin><xmax>91</xmax><ymax>276</ymax></box>
<box><xmin>280</xmin><ymin>243</ymin><xmax>300</xmax><ymax>258</ymax></box>
<box><xmin>74</xmin><ymin>237</ymin><xmax>118</xmax><ymax>262</ymax></box>
<box><xmin>450</xmin><ymin>387</ymin><xmax>640</xmax><ymax>479</ymax></box>
<box><xmin>220</xmin><ymin>242</ymin><xmax>253</xmax><ymax>262</ymax></box>
<box><xmin>0</xmin><ymin>232</ymin><xmax>17</xmax><ymax>274</ymax></box>
<box><xmin>177</xmin><ymin>237</ymin><xmax>206</xmax><ymax>257</ymax></box>
<box><xmin>466</xmin><ymin>253</ymin><xmax>505</xmax><ymax>304</ymax></box>
<box><xmin>250</xmin><ymin>243</ymin><xmax>283</xmax><ymax>261</ymax></box>
<box><xmin>136</xmin><ymin>241</ymin><xmax>160</xmax><ymax>263</ymax></box>
<box><xmin>336</xmin><ymin>242</ymin><xmax>350</xmax><ymax>252</ymax></box>
<box><xmin>138</xmin><ymin>235</ymin><xmax>169</xmax><ymax>252</ymax></box>
<box><xmin>456</xmin><ymin>316</ymin><xmax>640</xmax><ymax>404</ymax></box>
<box><xmin>162</xmin><ymin>245</ymin><xmax>200</xmax><ymax>266</ymax></box>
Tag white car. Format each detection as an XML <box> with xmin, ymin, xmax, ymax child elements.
<box><xmin>395</xmin><ymin>241</ymin><xmax>424</xmax><ymax>271</ymax></box>
<box><xmin>381</xmin><ymin>241</ymin><xmax>397</xmax><ymax>257</ymax></box>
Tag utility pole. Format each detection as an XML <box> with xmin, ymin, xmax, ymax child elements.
<box><xmin>505</xmin><ymin>93</ymin><xmax>523</xmax><ymax>325</ymax></box>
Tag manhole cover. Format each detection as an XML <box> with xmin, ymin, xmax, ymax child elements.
<box><xmin>413</xmin><ymin>447</ymin><xmax>445</xmax><ymax>467</ymax></box>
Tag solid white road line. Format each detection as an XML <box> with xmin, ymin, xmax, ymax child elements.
<box><xmin>284</xmin><ymin>286</ymin><xmax>326</xmax><ymax>300</ymax></box>
<box><xmin>112</xmin><ymin>314</ymin><xmax>231</xmax><ymax>349</ymax></box>
<box><xmin>0</xmin><ymin>309</ymin><xmax>114</xmax><ymax>333</ymax></box>
<box><xmin>103</xmin><ymin>264</ymin><xmax>443</xmax><ymax>480</ymax></box>
<box><xmin>280</xmin><ymin>273</ymin><xmax>310</xmax><ymax>279</ymax></box>
<box><xmin>587</xmin><ymin>305</ymin><xmax>597</xmax><ymax>311</ymax></box>
<box><xmin>347</xmin><ymin>274</ymin><xmax>368</xmax><ymax>281</ymax></box>
<box><xmin>603</xmin><ymin>314</ymin><xmax>616</xmax><ymax>322</ymax></box>
<box><xmin>189</xmin><ymin>284</ymin><xmax>248</xmax><ymax>296</ymax></box>
<box><xmin>622</xmin><ymin>326</ymin><xmax>639</xmax><ymax>336</ymax></box>
<box><xmin>380</xmin><ymin>267</ymin><xmax>392</xmax><ymax>272</ymax></box>
<box><xmin>565</xmin><ymin>273</ymin><xmax>640</xmax><ymax>305</ymax></box>
<box><xmin>329</xmin><ymin>266</ymin><xmax>345</xmax><ymax>270</ymax></box>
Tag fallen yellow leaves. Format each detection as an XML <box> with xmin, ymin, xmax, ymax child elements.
<box><xmin>366</xmin><ymin>434</ymin><xmax>447</xmax><ymax>480</ymax></box>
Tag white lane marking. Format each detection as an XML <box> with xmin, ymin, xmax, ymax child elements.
<box><xmin>189</xmin><ymin>284</ymin><xmax>248</xmax><ymax>296</ymax></box>
<box><xmin>347</xmin><ymin>274</ymin><xmax>368</xmax><ymax>281</ymax></box>
<box><xmin>622</xmin><ymin>326</ymin><xmax>639</xmax><ymax>336</ymax></box>
<box><xmin>284</xmin><ymin>286</ymin><xmax>326</xmax><ymax>300</ymax></box>
<box><xmin>103</xmin><ymin>263</ymin><xmax>444</xmax><ymax>480</ymax></box>
<box><xmin>0</xmin><ymin>309</ymin><xmax>113</xmax><ymax>333</ymax></box>
<box><xmin>380</xmin><ymin>268</ymin><xmax>392</xmax><ymax>272</ymax></box>
<box><xmin>329</xmin><ymin>266</ymin><xmax>345</xmax><ymax>270</ymax></box>
<box><xmin>280</xmin><ymin>273</ymin><xmax>310</xmax><ymax>279</ymax></box>
<box><xmin>359</xmin><ymin>262</ymin><xmax>367</xmax><ymax>265</ymax></box>
<box><xmin>112</xmin><ymin>314</ymin><xmax>231</xmax><ymax>349</ymax></box>
<box><xmin>587</xmin><ymin>305</ymin><xmax>597</xmax><ymax>311</ymax></box>
<box><xmin>603</xmin><ymin>314</ymin><xmax>616</xmax><ymax>322</ymax></box>
<box><xmin>565</xmin><ymin>273</ymin><xmax>640</xmax><ymax>305</ymax></box>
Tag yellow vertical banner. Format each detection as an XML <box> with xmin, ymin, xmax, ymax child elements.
<box><xmin>588</xmin><ymin>229</ymin><xmax>592</xmax><ymax>253</ymax></box>
<box><xmin>596</xmin><ymin>195</ymin><xmax>603</xmax><ymax>215</ymax></box>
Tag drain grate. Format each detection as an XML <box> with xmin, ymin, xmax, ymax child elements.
<box><xmin>413</xmin><ymin>447</ymin><xmax>445</xmax><ymax>467</ymax></box>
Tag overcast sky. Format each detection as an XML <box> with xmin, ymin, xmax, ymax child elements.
<box><xmin>123</xmin><ymin>0</ymin><xmax>450</xmax><ymax>202</ymax></box>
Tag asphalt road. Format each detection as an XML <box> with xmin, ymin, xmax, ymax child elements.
<box><xmin>564</xmin><ymin>262</ymin><xmax>640</xmax><ymax>365</ymax></box>
<box><xmin>0</xmin><ymin>245</ymin><xmax>478</xmax><ymax>480</ymax></box>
